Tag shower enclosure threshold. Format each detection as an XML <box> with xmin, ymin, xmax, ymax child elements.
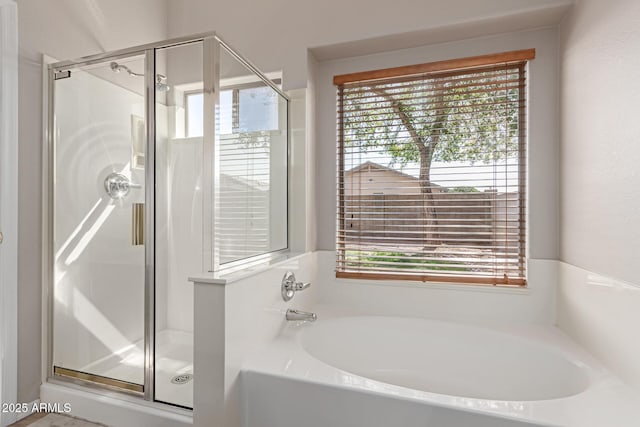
<box><xmin>74</xmin><ymin>329</ymin><xmax>193</xmax><ymax>408</ymax></box>
<box><xmin>40</xmin><ymin>381</ymin><xmax>192</xmax><ymax>427</ymax></box>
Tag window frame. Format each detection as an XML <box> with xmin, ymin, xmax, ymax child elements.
<box><xmin>333</xmin><ymin>49</ymin><xmax>534</xmax><ymax>287</ymax></box>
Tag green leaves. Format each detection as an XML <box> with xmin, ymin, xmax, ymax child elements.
<box><xmin>342</xmin><ymin>70</ymin><xmax>520</xmax><ymax>169</ymax></box>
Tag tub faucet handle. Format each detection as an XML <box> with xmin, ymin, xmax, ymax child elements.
<box><xmin>281</xmin><ymin>271</ymin><xmax>311</xmax><ymax>301</ymax></box>
<box><xmin>295</xmin><ymin>281</ymin><xmax>311</xmax><ymax>291</ymax></box>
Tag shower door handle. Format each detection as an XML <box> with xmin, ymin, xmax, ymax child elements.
<box><xmin>132</xmin><ymin>203</ymin><xmax>145</xmax><ymax>246</ymax></box>
<box><xmin>105</xmin><ymin>172</ymin><xmax>142</xmax><ymax>200</ymax></box>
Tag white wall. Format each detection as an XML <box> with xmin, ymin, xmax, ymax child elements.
<box><xmin>17</xmin><ymin>0</ymin><xmax>169</xmax><ymax>402</ymax></box>
<box><xmin>167</xmin><ymin>0</ymin><xmax>571</xmax><ymax>89</ymax></box>
<box><xmin>559</xmin><ymin>0</ymin><xmax>640</xmax><ymax>284</ymax></box>
<box><xmin>0</xmin><ymin>1</ymin><xmax>19</xmax><ymax>425</ymax></box>
<box><xmin>315</xmin><ymin>28</ymin><xmax>561</xmax><ymax>261</ymax></box>
<box><xmin>558</xmin><ymin>0</ymin><xmax>640</xmax><ymax>390</ymax></box>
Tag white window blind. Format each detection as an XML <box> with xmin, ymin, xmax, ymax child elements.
<box><xmin>215</xmin><ymin>81</ymin><xmax>288</xmax><ymax>265</ymax></box>
<box><xmin>335</xmin><ymin>50</ymin><xmax>532</xmax><ymax>286</ymax></box>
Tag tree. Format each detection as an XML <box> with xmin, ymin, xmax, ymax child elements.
<box><xmin>342</xmin><ymin>67</ymin><xmax>521</xmax><ymax>249</ymax></box>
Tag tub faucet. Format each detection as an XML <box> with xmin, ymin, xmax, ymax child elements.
<box><xmin>281</xmin><ymin>271</ymin><xmax>311</xmax><ymax>301</ymax></box>
<box><xmin>286</xmin><ymin>309</ymin><xmax>317</xmax><ymax>322</ymax></box>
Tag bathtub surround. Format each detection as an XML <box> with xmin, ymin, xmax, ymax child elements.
<box><xmin>243</xmin><ymin>315</ymin><xmax>639</xmax><ymax>427</ymax></box>
<box><xmin>557</xmin><ymin>262</ymin><xmax>640</xmax><ymax>390</ymax></box>
<box><xmin>188</xmin><ymin>88</ymin><xmax>317</xmax><ymax>425</ymax></box>
<box><xmin>244</xmin><ymin>373</ymin><xmax>541</xmax><ymax>427</ymax></box>
<box><xmin>190</xmin><ymin>252</ymin><xmax>320</xmax><ymax>427</ymax></box>
<box><xmin>315</xmin><ymin>252</ymin><xmax>556</xmax><ymax>325</ymax></box>
<box><xmin>191</xmin><ymin>252</ymin><xmax>640</xmax><ymax>427</ymax></box>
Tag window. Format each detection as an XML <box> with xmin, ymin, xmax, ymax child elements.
<box><xmin>215</xmin><ymin>80</ymin><xmax>285</xmax><ymax>265</ymax></box>
<box><xmin>335</xmin><ymin>49</ymin><xmax>534</xmax><ymax>286</ymax></box>
<box><xmin>185</xmin><ymin>81</ymin><xmax>280</xmax><ymax>138</ymax></box>
<box><xmin>183</xmin><ymin>74</ymin><xmax>287</xmax><ymax>268</ymax></box>
<box><xmin>186</xmin><ymin>92</ymin><xmax>204</xmax><ymax>137</ymax></box>
<box><xmin>238</xmin><ymin>86</ymin><xmax>279</xmax><ymax>132</ymax></box>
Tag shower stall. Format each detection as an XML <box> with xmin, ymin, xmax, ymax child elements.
<box><xmin>44</xmin><ymin>33</ymin><xmax>289</xmax><ymax>410</ymax></box>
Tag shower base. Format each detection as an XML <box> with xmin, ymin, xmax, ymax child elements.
<box><xmin>81</xmin><ymin>329</ymin><xmax>193</xmax><ymax>408</ymax></box>
<box><xmin>40</xmin><ymin>382</ymin><xmax>192</xmax><ymax>427</ymax></box>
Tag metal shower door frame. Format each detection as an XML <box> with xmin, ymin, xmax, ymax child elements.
<box><xmin>47</xmin><ymin>48</ymin><xmax>156</xmax><ymax>398</ymax></box>
<box><xmin>45</xmin><ymin>46</ymin><xmax>158</xmax><ymax>400</ymax></box>
<box><xmin>44</xmin><ymin>33</ymin><xmax>216</xmax><ymax>406</ymax></box>
<box><xmin>44</xmin><ymin>30</ymin><xmax>289</xmax><ymax>406</ymax></box>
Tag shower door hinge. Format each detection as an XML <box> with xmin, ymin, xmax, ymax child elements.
<box><xmin>54</xmin><ymin>70</ymin><xmax>71</xmax><ymax>80</ymax></box>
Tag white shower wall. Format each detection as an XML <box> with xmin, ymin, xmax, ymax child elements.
<box><xmin>158</xmin><ymin>134</ymin><xmax>202</xmax><ymax>333</ymax></box>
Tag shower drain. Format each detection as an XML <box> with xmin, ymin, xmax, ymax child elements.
<box><xmin>171</xmin><ymin>373</ymin><xmax>193</xmax><ymax>385</ymax></box>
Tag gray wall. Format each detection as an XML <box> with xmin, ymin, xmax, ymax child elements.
<box><xmin>314</xmin><ymin>28</ymin><xmax>561</xmax><ymax>260</ymax></box>
<box><xmin>16</xmin><ymin>0</ymin><xmax>168</xmax><ymax>403</ymax></box>
<box><xmin>559</xmin><ymin>0</ymin><xmax>640</xmax><ymax>282</ymax></box>
<box><xmin>166</xmin><ymin>0</ymin><xmax>571</xmax><ymax>89</ymax></box>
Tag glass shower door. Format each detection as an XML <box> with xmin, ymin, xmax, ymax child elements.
<box><xmin>153</xmin><ymin>40</ymin><xmax>203</xmax><ymax>409</ymax></box>
<box><xmin>52</xmin><ymin>54</ymin><xmax>147</xmax><ymax>392</ymax></box>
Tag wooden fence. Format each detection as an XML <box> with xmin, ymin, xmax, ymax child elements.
<box><xmin>343</xmin><ymin>192</ymin><xmax>520</xmax><ymax>249</ymax></box>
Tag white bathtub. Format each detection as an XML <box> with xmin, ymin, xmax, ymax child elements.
<box><xmin>242</xmin><ymin>312</ymin><xmax>640</xmax><ymax>427</ymax></box>
<box><xmin>301</xmin><ymin>316</ymin><xmax>590</xmax><ymax>401</ymax></box>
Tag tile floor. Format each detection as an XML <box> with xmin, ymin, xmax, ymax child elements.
<box><xmin>9</xmin><ymin>413</ymin><xmax>107</xmax><ymax>427</ymax></box>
